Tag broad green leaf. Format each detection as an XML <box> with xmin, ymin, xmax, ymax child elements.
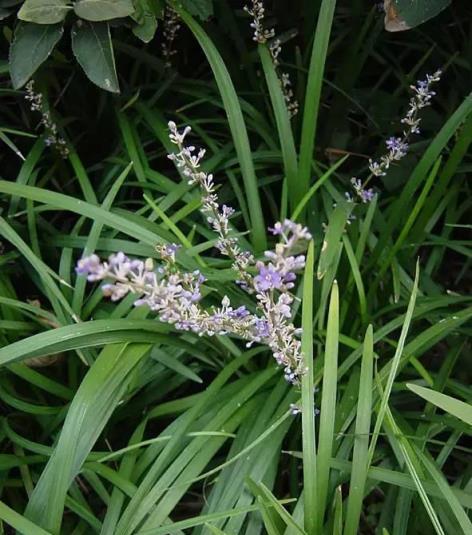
<box><xmin>406</xmin><ymin>384</ymin><xmax>472</xmax><ymax>426</ymax></box>
<box><xmin>73</xmin><ymin>0</ymin><xmax>134</xmax><ymax>21</ymax></box>
<box><xmin>132</xmin><ymin>10</ymin><xmax>157</xmax><ymax>42</ymax></box>
<box><xmin>384</xmin><ymin>0</ymin><xmax>451</xmax><ymax>32</ymax></box>
<box><xmin>180</xmin><ymin>0</ymin><xmax>213</xmax><ymax>20</ymax></box>
<box><xmin>17</xmin><ymin>0</ymin><xmax>70</xmax><ymax>24</ymax></box>
<box><xmin>0</xmin><ymin>319</ymin><xmax>183</xmax><ymax>366</ymax></box>
<box><xmin>9</xmin><ymin>21</ymin><xmax>63</xmax><ymax>88</ymax></box>
<box><xmin>71</xmin><ymin>21</ymin><xmax>119</xmax><ymax>93</ymax></box>
<box><xmin>131</xmin><ymin>0</ymin><xmax>157</xmax><ymax>42</ymax></box>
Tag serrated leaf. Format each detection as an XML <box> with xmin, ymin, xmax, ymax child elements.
<box><xmin>74</xmin><ymin>0</ymin><xmax>134</xmax><ymax>21</ymax></box>
<box><xmin>17</xmin><ymin>0</ymin><xmax>70</xmax><ymax>24</ymax></box>
<box><xmin>9</xmin><ymin>21</ymin><xmax>63</xmax><ymax>88</ymax></box>
<box><xmin>180</xmin><ymin>0</ymin><xmax>213</xmax><ymax>20</ymax></box>
<box><xmin>384</xmin><ymin>0</ymin><xmax>451</xmax><ymax>32</ymax></box>
<box><xmin>71</xmin><ymin>20</ymin><xmax>119</xmax><ymax>92</ymax></box>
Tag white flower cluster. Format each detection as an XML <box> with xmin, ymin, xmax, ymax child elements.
<box><xmin>244</xmin><ymin>1</ymin><xmax>298</xmax><ymax>117</ymax></box>
<box><xmin>24</xmin><ymin>80</ymin><xmax>69</xmax><ymax>157</ymax></box>
<box><xmin>77</xmin><ymin>123</ymin><xmax>312</xmax><ymax>384</ymax></box>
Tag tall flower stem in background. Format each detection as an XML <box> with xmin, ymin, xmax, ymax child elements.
<box><xmin>349</xmin><ymin>70</ymin><xmax>442</xmax><ymax>203</ymax></box>
<box><xmin>244</xmin><ymin>1</ymin><xmax>298</xmax><ymax>117</ymax></box>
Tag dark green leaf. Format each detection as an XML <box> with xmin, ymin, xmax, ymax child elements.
<box><xmin>0</xmin><ymin>7</ymin><xmax>13</xmax><ymax>19</ymax></box>
<box><xmin>9</xmin><ymin>21</ymin><xmax>63</xmax><ymax>88</ymax></box>
<box><xmin>180</xmin><ymin>0</ymin><xmax>213</xmax><ymax>20</ymax></box>
<box><xmin>74</xmin><ymin>0</ymin><xmax>134</xmax><ymax>21</ymax></box>
<box><xmin>384</xmin><ymin>0</ymin><xmax>451</xmax><ymax>32</ymax></box>
<box><xmin>132</xmin><ymin>0</ymin><xmax>157</xmax><ymax>43</ymax></box>
<box><xmin>17</xmin><ymin>0</ymin><xmax>70</xmax><ymax>24</ymax></box>
<box><xmin>71</xmin><ymin>20</ymin><xmax>119</xmax><ymax>93</ymax></box>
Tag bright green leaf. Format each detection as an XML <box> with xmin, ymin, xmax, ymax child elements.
<box><xmin>132</xmin><ymin>0</ymin><xmax>157</xmax><ymax>43</ymax></box>
<box><xmin>73</xmin><ymin>0</ymin><xmax>134</xmax><ymax>21</ymax></box>
<box><xmin>17</xmin><ymin>0</ymin><xmax>70</xmax><ymax>24</ymax></box>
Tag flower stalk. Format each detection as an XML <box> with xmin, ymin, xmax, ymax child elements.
<box><xmin>77</xmin><ymin>123</ymin><xmax>311</xmax><ymax>384</ymax></box>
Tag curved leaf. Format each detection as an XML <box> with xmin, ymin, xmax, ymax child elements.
<box><xmin>25</xmin><ymin>342</ymin><xmax>151</xmax><ymax>533</ymax></box>
<box><xmin>384</xmin><ymin>0</ymin><xmax>451</xmax><ymax>32</ymax></box>
<box><xmin>406</xmin><ymin>384</ymin><xmax>472</xmax><ymax>426</ymax></box>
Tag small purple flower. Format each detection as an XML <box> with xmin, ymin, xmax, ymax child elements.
<box><xmin>254</xmin><ymin>318</ymin><xmax>270</xmax><ymax>338</ymax></box>
<box><xmin>359</xmin><ymin>188</ymin><xmax>375</xmax><ymax>203</ymax></box>
<box><xmin>283</xmin><ymin>272</ymin><xmax>296</xmax><ymax>283</ymax></box>
<box><xmin>268</xmin><ymin>222</ymin><xmax>283</xmax><ymax>235</ymax></box>
<box><xmin>385</xmin><ymin>137</ymin><xmax>408</xmax><ymax>159</ymax></box>
<box><xmin>168</xmin><ymin>243</ymin><xmax>180</xmax><ymax>254</ymax></box>
<box><xmin>230</xmin><ymin>306</ymin><xmax>250</xmax><ymax>319</ymax></box>
<box><xmin>76</xmin><ymin>254</ymin><xmax>106</xmax><ymax>281</ymax></box>
<box><xmin>254</xmin><ymin>263</ymin><xmax>283</xmax><ymax>292</ymax></box>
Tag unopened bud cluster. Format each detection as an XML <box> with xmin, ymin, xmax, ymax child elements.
<box><xmin>161</xmin><ymin>7</ymin><xmax>181</xmax><ymax>68</ymax></box>
<box><xmin>244</xmin><ymin>1</ymin><xmax>298</xmax><ymax>117</ymax></box>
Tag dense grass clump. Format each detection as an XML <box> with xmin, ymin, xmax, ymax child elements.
<box><xmin>0</xmin><ymin>1</ymin><xmax>471</xmax><ymax>534</ymax></box>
